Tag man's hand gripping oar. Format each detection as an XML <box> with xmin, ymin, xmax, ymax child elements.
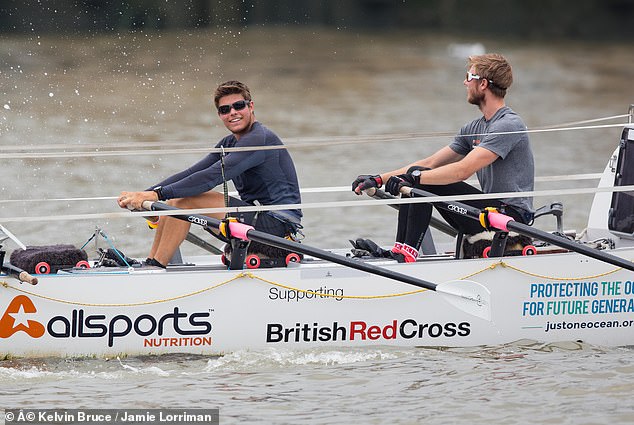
<box><xmin>140</xmin><ymin>201</ymin><xmax>492</xmax><ymax>321</ymax></box>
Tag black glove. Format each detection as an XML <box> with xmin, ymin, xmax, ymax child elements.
<box><xmin>351</xmin><ymin>174</ymin><xmax>383</xmax><ymax>194</ymax></box>
<box><xmin>385</xmin><ymin>172</ymin><xmax>417</xmax><ymax>196</ymax></box>
<box><xmin>354</xmin><ymin>238</ymin><xmax>388</xmax><ymax>257</ymax></box>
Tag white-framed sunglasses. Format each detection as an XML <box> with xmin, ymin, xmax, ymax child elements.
<box><xmin>466</xmin><ymin>72</ymin><xmax>497</xmax><ymax>87</ymax></box>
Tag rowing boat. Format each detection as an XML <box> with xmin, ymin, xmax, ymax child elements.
<box><xmin>1</xmin><ymin>122</ymin><xmax>634</xmax><ymax>358</ymax></box>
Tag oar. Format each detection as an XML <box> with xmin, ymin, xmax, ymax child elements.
<box><xmin>367</xmin><ymin>188</ymin><xmax>457</xmax><ymax>237</ymax></box>
<box><xmin>185</xmin><ymin>232</ymin><xmax>223</xmax><ymax>255</ymax></box>
<box><xmin>141</xmin><ymin>201</ymin><xmax>491</xmax><ymax>321</ymax></box>
<box><xmin>1</xmin><ymin>263</ymin><xmax>38</xmax><ymax>285</ymax></box>
<box><xmin>402</xmin><ymin>186</ymin><xmax>634</xmax><ymax>273</ymax></box>
<box><xmin>144</xmin><ymin>215</ymin><xmax>223</xmax><ymax>254</ymax></box>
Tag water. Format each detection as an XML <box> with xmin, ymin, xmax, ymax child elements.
<box><xmin>1</xmin><ymin>27</ymin><xmax>634</xmax><ymax>424</ymax></box>
<box><xmin>2</xmin><ymin>344</ymin><xmax>634</xmax><ymax>424</ymax></box>
<box><xmin>1</xmin><ymin>29</ymin><xmax>632</xmax><ymax>251</ymax></box>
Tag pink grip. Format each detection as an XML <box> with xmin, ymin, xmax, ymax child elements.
<box><xmin>228</xmin><ymin>221</ymin><xmax>254</xmax><ymax>241</ymax></box>
<box><xmin>487</xmin><ymin>212</ymin><xmax>514</xmax><ymax>231</ymax></box>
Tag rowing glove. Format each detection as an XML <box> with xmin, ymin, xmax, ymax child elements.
<box><xmin>352</xmin><ymin>174</ymin><xmax>383</xmax><ymax>194</ymax></box>
<box><xmin>385</xmin><ymin>173</ymin><xmax>416</xmax><ymax>196</ymax></box>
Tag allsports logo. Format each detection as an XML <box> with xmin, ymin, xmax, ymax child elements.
<box><xmin>0</xmin><ymin>295</ymin><xmax>45</xmax><ymax>338</ymax></box>
<box><xmin>1</xmin><ymin>296</ymin><xmax>212</xmax><ymax>347</ymax></box>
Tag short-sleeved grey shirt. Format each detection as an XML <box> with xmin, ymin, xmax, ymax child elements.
<box><xmin>449</xmin><ymin>106</ymin><xmax>534</xmax><ymax>213</ymax></box>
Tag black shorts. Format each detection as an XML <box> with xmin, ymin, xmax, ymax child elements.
<box><xmin>228</xmin><ymin>197</ymin><xmax>290</xmax><ymax>238</ymax></box>
<box><xmin>225</xmin><ymin>197</ymin><xmax>301</xmax><ymax>258</ymax></box>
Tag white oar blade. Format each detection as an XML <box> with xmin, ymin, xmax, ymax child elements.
<box><xmin>436</xmin><ymin>280</ymin><xmax>491</xmax><ymax>321</ymax></box>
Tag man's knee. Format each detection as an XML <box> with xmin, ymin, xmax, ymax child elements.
<box><xmin>171</xmin><ymin>192</ymin><xmax>223</xmax><ymax>209</ymax></box>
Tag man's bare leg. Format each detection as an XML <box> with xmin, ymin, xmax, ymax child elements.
<box><xmin>151</xmin><ymin>191</ymin><xmax>226</xmax><ymax>266</ymax></box>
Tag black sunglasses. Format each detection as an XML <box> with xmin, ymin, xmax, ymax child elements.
<box><xmin>217</xmin><ymin>99</ymin><xmax>250</xmax><ymax>115</ymax></box>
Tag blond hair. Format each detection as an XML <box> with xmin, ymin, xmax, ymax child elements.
<box><xmin>468</xmin><ymin>53</ymin><xmax>512</xmax><ymax>98</ymax></box>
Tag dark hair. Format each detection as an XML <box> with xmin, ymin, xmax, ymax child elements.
<box><xmin>213</xmin><ymin>80</ymin><xmax>252</xmax><ymax>108</ymax></box>
<box><xmin>468</xmin><ymin>53</ymin><xmax>512</xmax><ymax>98</ymax></box>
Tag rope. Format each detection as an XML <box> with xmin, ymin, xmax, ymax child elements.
<box><xmin>0</xmin><ymin>173</ymin><xmax>605</xmax><ymax>204</ymax></box>
<box><xmin>0</xmin><ymin>120</ymin><xmax>629</xmax><ymax>159</ymax></box>
<box><xmin>1</xmin><ymin>254</ymin><xmax>626</xmax><ymax>307</ymax></box>
<box><xmin>0</xmin><ymin>271</ymin><xmax>427</xmax><ymax>307</ymax></box>
<box><xmin>2</xmin><ymin>183</ymin><xmax>632</xmax><ymax>224</ymax></box>
<box><xmin>0</xmin><ymin>273</ymin><xmax>244</xmax><ymax>306</ymax></box>
<box><xmin>459</xmin><ymin>260</ymin><xmax>623</xmax><ymax>281</ymax></box>
<box><xmin>220</xmin><ymin>145</ymin><xmax>229</xmax><ymax>217</ymax></box>
<box><xmin>0</xmin><ymin>114</ymin><xmax>628</xmax><ymax>153</ymax></box>
<box><xmin>94</xmin><ymin>229</ymin><xmax>132</xmax><ymax>267</ymax></box>
<box><xmin>531</xmin><ymin>114</ymin><xmax>631</xmax><ymax>129</ymax></box>
<box><xmin>245</xmin><ymin>272</ymin><xmax>427</xmax><ymax>299</ymax></box>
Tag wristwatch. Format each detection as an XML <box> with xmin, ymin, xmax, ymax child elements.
<box><xmin>410</xmin><ymin>169</ymin><xmax>422</xmax><ymax>184</ymax></box>
<box><xmin>152</xmin><ymin>186</ymin><xmax>165</xmax><ymax>201</ymax></box>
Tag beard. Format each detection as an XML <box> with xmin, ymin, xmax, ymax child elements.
<box><xmin>468</xmin><ymin>90</ymin><xmax>485</xmax><ymax>106</ymax></box>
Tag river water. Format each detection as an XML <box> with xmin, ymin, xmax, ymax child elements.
<box><xmin>1</xmin><ymin>27</ymin><xmax>634</xmax><ymax>424</ymax></box>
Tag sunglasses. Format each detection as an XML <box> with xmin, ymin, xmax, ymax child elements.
<box><xmin>466</xmin><ymin>72</ymin><xmax>495</xmax><ymax>85</ymax></box>
<box><xmin>217</xmin><ymin>99</ymin><xmax>250</xmax><ymax>115</ymax></box>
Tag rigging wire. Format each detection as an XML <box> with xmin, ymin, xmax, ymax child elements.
<box><xmin>0</xmin><ymin>173</ymin><xmax>605</xmax><ymax>204</ymax></box>
<box><xmin>1</xmin><ymin>112</ymin><xmax>630</xmax><ymax>223</ymax></box>
<box><xmin>0</xmin><ymin>113</ymin><xmax>628</xmax><ymax>152</ymax></box>
<box><xmin>0</xmin><ymin>116</ymin><xmax>629</xmax><ymax>159</ymax></box>
<box><xmin>1</xmin><ymin>184</ymin><xmax>633</xmax><ymax>224</ymax></box>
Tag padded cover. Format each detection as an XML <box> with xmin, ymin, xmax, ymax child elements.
<box><xmin>462</xmin><ymin>231</ymin><xmax>532</xmax><ymax>259</ymax></box>
<box><xmin>10</xmin><ymin>244</ymin><xmax>88</xmax><ymax>273</ymax></box>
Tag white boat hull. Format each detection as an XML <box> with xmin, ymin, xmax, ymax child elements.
<box><xmin>2</xmin><ymin>247</ymin><xmax>634</xmax><ymax>358</ymax></box>
<box><xmin>3</xmin><ymin>123</ymin><xmax>634</xmax><ymax>357</ymax></box>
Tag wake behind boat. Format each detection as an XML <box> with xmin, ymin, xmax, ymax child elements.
<box><xmin>1</xmin><ymin>116</ymin><xmax>634</xmax><ymax>358</ymax></box>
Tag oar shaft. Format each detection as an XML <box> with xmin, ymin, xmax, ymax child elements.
<box><xmin>247</xmin><ymin>227</ymin><xmax>438</xmax><ymax>290</ymax></box>
<box><xmin>185</xmin><ymin>232</ymin><xmax>223</xmax><ymax>255</ymax></box>
<box><xmin>1</xmin><ymin>264</ymin><xmax>38</xmax><ymax>285</ymax></box>
<box><xmin>142</xmin><ymin>201</ymin><xmax>438</xmax><ymax>291</ymax></box>
<box><xmin>141</xmin><ymin>200</ymin><xmax>492</xmax><ymax>321</ymax></box>
<box><xmin>505</xmin><ymin>219</ymin><xmax>634</xmax><ymax>272</ymax></box>
<box><xmin>401</xmin><ymin>187</ymin><xmax>482</xmax><ymax>220</ymax></box>
<box><xmin>367</xmin><ymin>188</ymin><xmax>457</xmax><ymax>237</ymax></box>
<box><xmin>403</xmin><ymin>187</ymin><xmax>634</xmax><ymax>273</ymax></box>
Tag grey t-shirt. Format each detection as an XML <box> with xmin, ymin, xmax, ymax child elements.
<box><xmin>449</xmin><ymin>106</ymin><xmax>534</xmax><ymax>214</ymax></box>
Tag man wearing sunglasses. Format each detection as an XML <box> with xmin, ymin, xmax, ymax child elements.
<box><xmin>118</xmin><ymin>80</ymin><xmax>302</xmax><ymax>268</ymax></box>
<box><xmin>352</xmin><ymin>53</ymin><xmax>534</xmax><ymax>262</ymax></box>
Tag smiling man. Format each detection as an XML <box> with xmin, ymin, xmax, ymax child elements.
<box><xmin>118</xmin><ymin>80</ymin><xmax>303</xmax><ymax>268</ymax></box>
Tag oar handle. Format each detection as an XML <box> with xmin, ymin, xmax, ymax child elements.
<box><xmin>364</xmin><ymin>187</ymin><xmax>378</xmax><ymax>197</ymax></box>
<box><xmin>2</xmin><ymin>264</ymin><xmax>38</xmax><ymax>285</ymax></box>
<box><xmin>142</xmin><ymin>200</ymin><xmax>158</xmax><ymax>213</ymax></box>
